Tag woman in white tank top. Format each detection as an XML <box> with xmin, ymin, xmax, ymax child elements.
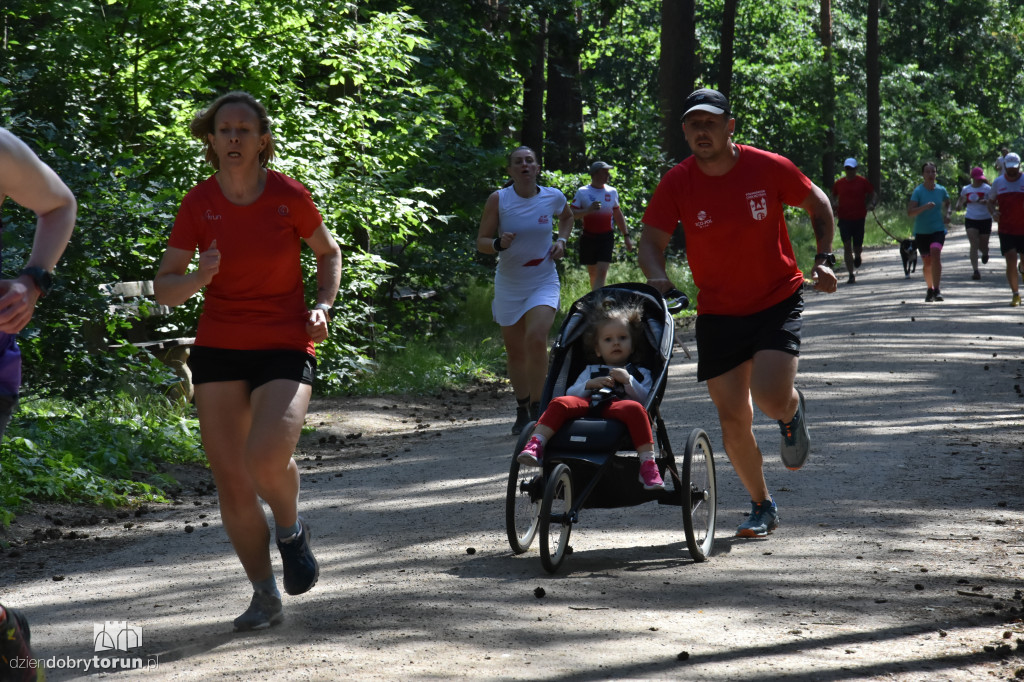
<box><xmin>476</xmin><ymin>146</ymin><xmax>574</xmax><ymax>434</ymax></box>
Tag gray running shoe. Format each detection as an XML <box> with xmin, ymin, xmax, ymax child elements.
<box><xmin>736</xmin><ymin>498</ymin><xmax>780</xmax><ymax>538</ymax></box>
<box><xmin>277</xmin><ymin>518</ymin><xmax>319</xmax><ymax>596</ymax></box>
<box><xmin>233</xmin><ymin>591</ymin><xmax>284</xmax><ymax>631</ymax></box>
<box><xmin>778</xmin><ymin>389</ymin><xmax>810</xmax><ymax>470</ymax></box>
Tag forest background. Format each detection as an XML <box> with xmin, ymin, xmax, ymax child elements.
<box><xmin>1</xmin><ymin>0</ymin><xmax>1023</xmax><ymax>515</ymax></box>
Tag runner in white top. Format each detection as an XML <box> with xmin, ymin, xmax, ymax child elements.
<box><xmin>954</xmin><ymin>166</ymin><xmax>992</xmax><ymax>279</ymax></box>
<box><xmin>477</xmin><ymin>146</ymin><xmax>574</xmax><ymax>433</ymax></box>
<box><xmin>570</xmin><ymin>161</ymin><xmax>633</xmax><ymax>290</ymax></box>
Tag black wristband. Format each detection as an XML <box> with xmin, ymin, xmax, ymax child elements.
<box><xmin>814</xmin><ymin>252</ymin><xmax>836</xmax><ymax>267</ymax></box>
<box><xmin>493</xmin><ymin>237</ymin><xmax>506</xmax><ymax>252</ymax></box>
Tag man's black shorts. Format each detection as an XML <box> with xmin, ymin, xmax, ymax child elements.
<box><xmin>579</xmin><ymin>231</ymin><xmax>614</xmax><ymax>265</ymax></box>
<box><xmin>914</xmin><ymin>231</ymin><xmax>945</xmax><ymax>256</ymax></box>
<box><xmin>695</xmin><ymin>290</ymin><xmax>803</xmax><ymax>382</ymax></box>
<box><xmin>188</xmin><ymin>347</ymin><xmax>316</xmax><ymax>390</ymax></box>
<box><xmin>999</xmin><ymin>232</ymin><xmax>1024</xmax><ymax>255</ymax></box>
<box><xmin>838</xmin><ymin>218</ymin><xmax>866</xmax><ymax>246</ymax></box>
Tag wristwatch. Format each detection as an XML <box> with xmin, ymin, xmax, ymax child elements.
<box><xmin>313</xmin><ymin>303</ymin><xmax>332</xmax><ymax>315</ymax></box>
<box><xmin>814</xmin><ymin>253</ymin><xmax>836</xmax><ymax>267</ymax></box>
<box><xmin>18</xmin><ymin>266</ymin><xmax>53</xmax><ymax>297</ymax></box>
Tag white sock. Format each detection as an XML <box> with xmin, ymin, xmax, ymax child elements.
<box><xmin>531</xmin><ymin>433</ymin><xmax>547</xmax><ymax>445</ymax></box>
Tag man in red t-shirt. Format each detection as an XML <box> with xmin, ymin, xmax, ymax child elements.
<box><xmin>986</xmin><ymin>152</ymin><xmax>1024</xmax><ymax>306</ymax></box>
<box><xmin>831</xmin><ymin>158</ymin><xmax>877</xmax><ymax>284</ymax></box>
<box><xmin>639</xmin><ymin>88</ymin><xmax>837</xmax><ymax>539</ymax></box>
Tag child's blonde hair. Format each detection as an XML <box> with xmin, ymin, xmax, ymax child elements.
<box><xmin>581</xmin><ymin>294</ymin><xmax>645</xmax><ymax>363</ymax></box>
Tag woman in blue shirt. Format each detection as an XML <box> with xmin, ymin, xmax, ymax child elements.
<box><xmin>908</xmin><ymin>161</ymin><xmax>951</xmax><ymax>302</ymax></box>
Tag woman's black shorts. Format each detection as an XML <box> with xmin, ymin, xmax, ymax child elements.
<box><xmin>579</xmin><ymin>231</ymin><xmax>615</xmax><ymax>265</ymax></box>
<box><xmin>695</xmin><ymin>290</ymin><xmax>803</xmax><ymax>382</ymax></box>
<box><xmin>188</xmin><ymin>346</ymin><xmax>316</xmax><ymax>390</ymax></box>
<box><xmin>914</xmin><ymin>231</ymin><xmax>946</xmax><ymax>256</ymax></box>
<box><xmin>964</xmin><ymin>217</ymin><xmax>992</xmax><ymax>235</ymax></box>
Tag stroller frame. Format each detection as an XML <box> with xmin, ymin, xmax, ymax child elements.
<box><xmin>504</xmin><ymin>283</ymin><xmax>718</xmax><ymax>573</ymax></box>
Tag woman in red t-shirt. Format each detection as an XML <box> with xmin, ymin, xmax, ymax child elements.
<box><xmin>154</xmin><ymin>92</ymin><xmax>341</xmax><ymax>631</ymax></box>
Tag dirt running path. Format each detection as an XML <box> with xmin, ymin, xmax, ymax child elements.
<box><xmin>2</xmin><ymin>229</ymin><xmax>1023</xmax><ymax>681</ymax></box>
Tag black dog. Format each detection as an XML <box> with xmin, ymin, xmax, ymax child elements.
<box><xmin>900</xmin><ymin>239</ymin><xmax>917</xmax><ymax>278</ymax></box>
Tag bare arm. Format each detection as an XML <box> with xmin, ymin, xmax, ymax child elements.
<box><xmin>154</xmin><ymin>245</ymin><xmax>213</xmax><ymax>307</ymax></box>
<box><xmin>303</xmin><ymin>222</ymin><xmax>342</xmax><ymax>343</ymax></box>
<box><xmin>304</xmin><ymin>223</ymin><xmax>342</xmax><ymax>308</ymax></box>
<box><xmin>0</xmin><ymin>129</ymin><xmax>77</xmax><ymax>332</ymax></box>
<box><xmin>638</xmin><ymin>223</ymin><xmax>674</xmax><ymax>293</ymax></box>
<box><xmin>476</xmin><ymin>192</ymin><xmax>512</xmax><ymax>253</ymax></box>
<box><xmin>548</xmin><ymin>201</ymin><xmax>574</xmax><ymax>259</ymax></box>
<box><xmin>797</xmin><ymin>183</ymin><xmax>838</xmax><ymax>293</ymax></box>
<box><xmin>907</xmin><ymin>199</ymin><xmax>935</xmax><ymax>218</ymax></box>
<box><xmin>612</xmin><ymin>206</ymin><xmax>632</xmax><ymax>250</ymax></box>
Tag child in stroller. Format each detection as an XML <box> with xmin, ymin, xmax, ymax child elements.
<box><xmin>515</xmin><ymin>294</ymin><xmax>666</xmax><ymax>491</ymax></box>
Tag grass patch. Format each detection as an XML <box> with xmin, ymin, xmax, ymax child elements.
<box><xmin>0</xmin><ymin>395</ymin><xmax>204</xmax><ymax>525</ymax></box>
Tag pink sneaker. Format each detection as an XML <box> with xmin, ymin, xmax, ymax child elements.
<box><xmin>516</xmin><ymin>436</ymin><xmax>544</xmax><ymax>466</ymax></box>
<box><xmin>638</xmin><ymin>459</ymin><xmax>665</xmax><ymax>490</ymax></box>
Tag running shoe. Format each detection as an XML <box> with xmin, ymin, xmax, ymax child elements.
<box><xmin>736</xmin><ymin>498</ymin><xmax>780</xmax><ymax>538</ymax></box>
<box><xmin>925</xmin><ymin>288</ymin><xmax>935</xmax><ymax>302</ymax></box>
<box><xmin>982</xmin><ymin>251</ymin><xmax>989</xmax><ymax>264</ymax></box>
<box><xmin>0</xmin><ymin>605</ymin><xmax>43</xmax><ymax>681</ymax></box>
<box><xmin>637</xmin><ymin>459</ymin><xmax>666</xmax><ymax>491</ymax></box>
<box><xmin>853</xmin><ymin>254</ymin><xmax>862</xmax><ymax>268</ymax></box>
<box><xmin>847</xmin><ymin>273</ymin><xmax>856</xmax><ymax>284</ymax></box>
<box><xmin>778</xmin><ymin>389</ymin><xmax>810</xmax><ymax>470</ymax></box>
<box><xmin>1012</xmin><ymin>293</ymin><xmax>1021</xmax><ymax>307</ymax></box>
<box><xmin>516</xmin><ymin>436</ymin><xmax>544</xmax><ymax>467</ymax></box>
<box><xmin>972</xmin><ymin>269</ymin><xmax>981</xmax><ymax>280</ymax></box>
<box><xmin>277</xmin><ymin>518</ymin><xmax>319</xmax><ymax>596</ymax></box>
<box><xmin>511</xmin><ymin>406</ymin><xmax>529</xmax><ymax>435</ymax></box>
<box><xmin>933</xmin><ymin>289</ymin><xmax>944</xmax><ymax>302</ymax></box>
<box><xmin>233</xmin><ymin>591</ymin><xmax>284</xmax><ymax>632</ymax></box>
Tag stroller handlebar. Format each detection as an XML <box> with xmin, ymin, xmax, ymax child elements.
<box><xmin>663</xmin><ymin>288</ymin><xmax>690</xmax><ymax>315</ymax></box>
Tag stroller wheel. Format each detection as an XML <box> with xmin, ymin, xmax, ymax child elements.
<box><xmin>539</xmin><ymin>463</ymin><xmax>574</xmax><ymax>573</ymax></box>
<box><xmin>506</xmin><ymin>448</ymin><xmax>542</xmax><ymax>553</ymax></box>
<box><xmin>682</xmin><ymin>428</ymin><xmax>717</xmax><ymax>561</ymax></box>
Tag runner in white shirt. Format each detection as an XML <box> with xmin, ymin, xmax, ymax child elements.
<box><xmin>570</xmin><ymin>161</ymin><xmax>633</xmax><ymax>290</ymax></box>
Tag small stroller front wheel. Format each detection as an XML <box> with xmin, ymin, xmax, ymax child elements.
<box><xmin>539</xmin><ymin>463</ymin><xmax>574</xmax><ymax>573</ymax></box>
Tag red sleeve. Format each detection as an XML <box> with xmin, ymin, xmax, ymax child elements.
<box><xmin>641</xmin><ymin>165</ymin><xmax>686</xmax><ymax>235</ymax></box>
<box><xmin>279</xmin><ymin>174</ymin><xmax>323</xmax><ymax>239</ymax></box>
<box><xmin>775</xmin><ymin>154</ymin><xmax>814</xmax><ymax>207</ymax></box>
<box><xmin>167</xmin><ymin>185</ymin><xmax>205</xmax><ymax>253</ymax></box>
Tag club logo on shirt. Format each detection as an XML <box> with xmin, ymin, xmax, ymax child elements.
<box><xmin>746</xmin><ymin>190</ymin><xmax>768</xmax><ymax>220</ymax></box>
<box><xmin>695</xmin><ymin>210</ymin><xmax>713</xmax><ymax>229</ymax></box>
<box><xmin>204</xmin><ymin>209</ymin><xmax>222</xmax><ymax>221</ymax></box>
<box><xmin>604</xmin><ymin>193</ymin><xmax>612</xmax><ymax>203</ymax></box>
<box><xmin>537</xmin><ymin>214</ymin><xmax>550</xmax><ymax>224</ymax></box>
<box><xmin>278</xmin><ymin>204</ymin><xmax>290</xmax><ymax>216</ymax></box>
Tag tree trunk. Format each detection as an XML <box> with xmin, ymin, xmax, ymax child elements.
<box><xmin>866</xmin><ymin>0</ymin><xmax>881</xmax><ymax>197</ymax></box>
<box><xmin>659</xmin><ymin>0</ymin><xmax>696</xmax><ymax>165</ymax></box>
<box><xmin>521</xmin><ymin>17</ymin><xmax>546</xmax><ymax>161</ymax></box>
<box><xmin>544</xmin><ymin>6</ymin><xmax>586</xmax><ymax>171</ymax></box>
<box><xmin>719</xmin><ymin>0</ymin><xmax>737</xmax><ymax>100</ymax></box>
<box><xmin>820</xmin><ymin>0</ymin><xmax>835</xmax><ymax>190</ymax></box>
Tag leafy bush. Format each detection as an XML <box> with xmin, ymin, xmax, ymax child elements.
<box><xmin>0</xmin><ymin>396</ymin><xmax>204</xmax><ymax>525</ymax></box>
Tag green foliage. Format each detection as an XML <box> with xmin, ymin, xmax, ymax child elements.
<box><xmin>2</xmin><ymin>0</ymin><xmax>1024</xmax><ymax>408</ymax></box>
<box><xmin>0</xmin><ymin>395</ymin><xmax>204</xmax><ymax>525</ymax></box>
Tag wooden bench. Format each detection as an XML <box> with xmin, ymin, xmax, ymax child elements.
<box><xmin>100</xmin><ymin>280</ymin><xmax>195</xmax><ymax>400</ymax></box>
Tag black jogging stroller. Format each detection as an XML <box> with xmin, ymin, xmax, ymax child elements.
<box><xmin>504</xmin><ymin>282</ymin><xmax>718</xmax><ymax>573</ymax></box>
